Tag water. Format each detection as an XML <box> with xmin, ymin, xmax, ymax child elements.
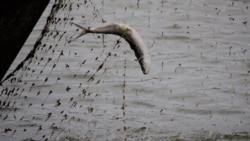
<box><xmin>1</xmin><ymin>0</ymin><xmax>249</xmax><ymax>140</ymax></box>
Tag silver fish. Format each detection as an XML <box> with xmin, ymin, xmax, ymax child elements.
<box><xmin>71</xmin><ymin>23</ymin><xmax>151</xmax><ymax>74</ymax></box>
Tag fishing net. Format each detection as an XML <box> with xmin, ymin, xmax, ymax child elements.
<box><xmin>1</xmin><ymin>1</ymin><xmax>154</xmax><ymax>140</ymax></box>
<box><xmin>1</xmin><ymin>0</ymin><xmax>249</xmax><ymax>140</ymax></box>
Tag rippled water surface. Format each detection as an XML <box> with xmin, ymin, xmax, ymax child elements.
<box><xmin>1</xmin><ymin>0</ymin><xmax>250</xmax><ymax>140</ymax></box>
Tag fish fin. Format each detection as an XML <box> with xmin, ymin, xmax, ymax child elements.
<box><xmin>134</xmin><ymin>56</ymin><xmax>143</xmax><ymax>61</ymax></box>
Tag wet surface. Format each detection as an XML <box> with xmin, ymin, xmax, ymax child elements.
<box><xmin>0</xmin><ymin>0</ymin><xmax>250</xmax><ymax>140</ymax></box>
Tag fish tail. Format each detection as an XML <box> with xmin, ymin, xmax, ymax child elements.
<box><xmin>68</xmin><ymin>23</ymin><xmax>90</xmax><ymax>42</ymax></box>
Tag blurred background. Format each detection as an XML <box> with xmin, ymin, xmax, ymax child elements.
<box><xmin>0</xmin><ymin>0</ymin><xmax>249</xmax><ymax>140</ymax></box>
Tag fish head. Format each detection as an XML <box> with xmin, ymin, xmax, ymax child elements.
<box><xmin>139</xmin><ymin>55</ymin><xmax>151</xmax><ymax>74</ymax></box>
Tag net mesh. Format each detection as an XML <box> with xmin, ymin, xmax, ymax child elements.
<box><xmin>1</xmin><ymin>0</ymin><xmax>249</xmax><ymax>140</ymax></box>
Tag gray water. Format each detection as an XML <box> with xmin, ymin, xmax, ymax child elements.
<box><xmin>1</xmin><ymin>0</ymin><xmax>250</xmax><ymax>140</ymax></box>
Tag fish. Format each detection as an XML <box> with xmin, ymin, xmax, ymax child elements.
<box><xmin>70</xmin><ymin>22</ymin><xmax>151</xmax><ymax>74</ymax></box>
